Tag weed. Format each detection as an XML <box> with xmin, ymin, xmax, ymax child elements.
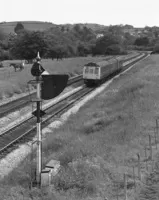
<box><xmin>82</xmin><ymin>118</ymin><xmax>106</xmax><ymax>135</ymax></box>
<box><xmin>43</xmin><ymin>137</ymin><xmax>65</xmax><ymax>153</ymax></box>
<box><xmin>53</xmin><ymin>161</ymin><xmax>98</xmax><ymax>197</ymax></box>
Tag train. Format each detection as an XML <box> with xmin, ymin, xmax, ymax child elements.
<box><xmin>83</xmin><ymin>53</ymin><xmax>145</xmax><ymax>86</ymax></box>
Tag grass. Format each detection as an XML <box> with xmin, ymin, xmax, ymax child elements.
<box><xmin>1</xmin><ymin>55</ymin><xmax>159</xmax><ymax>199</ymax></box>
<box><xmin>0</xmin><ymin>56</ymin><xmax>106</xmax><ymax>100</ymax></box>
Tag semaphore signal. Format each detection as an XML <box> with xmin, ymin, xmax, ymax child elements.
<box><xmin>28</xmin><ymin>52</ymin><xmax>69</xmax><ymax>187</ymax></box>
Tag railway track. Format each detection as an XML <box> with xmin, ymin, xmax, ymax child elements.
<box><xmin>0</xmin><ymin>74</ymin><xmax>83</xmax><ymax>118</ymax></box>
<box><xmin>0</xmin><ymin>86</ymin><xmax>94</xmax><ymax>154</ymax></box>
<box><xmin>0</xmin><ymin>56</ymin><xmax>115</xmax><ymax>118</ymax></box>
<box><xmin>0</xmin><ymin>53</ymin><xmax>148</xmax><ymax>155</ymax></box>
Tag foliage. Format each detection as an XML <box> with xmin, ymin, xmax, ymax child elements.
<box><xmin>153</xmin><ymin>43</ymin><xmax>159</xmax><ymax>53</ymax></box>
<box><xmin>92</xmin><ymin>33</ymin><xmax>123</xmax><ymax>55</ymax></box>
<box><xmin>108</xmin><ymin>25</ymin><xmax>124</xmax><ymax>36</ymax></box>
<box><xmin>3</xmin><ymin>22</ymin><xmax>159</xmax><ymax>60</ymax></box>
<box><xmin>134</xmin><ymin>37</ymin><xmax>149</xmax><ymax>46</ymax></box>
<box><xmin>53</xmin><ymin>164</ymin><xmax>97</xmax><ymax>196</ymax></box>
<box><xmin>10</xmin><ymin>30</ymin><xmax>47</xmax><ymax>60</ymax></box>
<box><xmin>0</xmin><ymin>49</ymin><xmax>11</xmax><ymax>60</ymax></box>
<box><xmin>105</xmin><ymin>44</ymin><xmax>126</xmax><ymax>55</ymax></box>
<box><xmin>77</xmin><ymin>43</ymin><xmax>90</xmax><ymax>56</ymax></box>
<box><xmin>14</xmin><ymin>22</ymin><xmax>24</xmax><ymax>34</ymax></box>
<box><xmin>124</xmin><ymin>32</ymin><xmax>136</xmax><ymax>46</ymax></box>
<box><xmin>0</xmin><ymin>28</ymin><xmax>6</xmax><ymax>41</ymax></box>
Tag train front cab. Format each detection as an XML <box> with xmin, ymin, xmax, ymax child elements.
<box><xmin>83</xmin><ymin>65</ymin><xmax>100</xmax><ymax>86</ymax></box>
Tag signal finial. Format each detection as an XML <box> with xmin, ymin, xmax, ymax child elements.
<box><xmin>36</xmin><ymin>52</ymin><xmax>41</xmax><ymax>61</ymax></box>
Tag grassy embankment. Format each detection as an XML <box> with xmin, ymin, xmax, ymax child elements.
<box><xmin>0</xmin><ymin>56</ymin><xmax>106</xmax><ymax>99</ymax></box>
<box><xmin>1</xmin><ymin>55</ymin><xmax>159</xmax><ymax>199</ymax></box>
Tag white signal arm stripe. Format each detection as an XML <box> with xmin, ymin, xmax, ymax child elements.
<box><xmin>41</xmin><ymin>71</ymin><xmax>49</xmax><ymax>75</ymax></box>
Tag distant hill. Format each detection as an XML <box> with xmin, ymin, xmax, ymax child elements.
<box><xmin>0</xmin><ymin>21</ymin><xmax>108</xmax><ymax>34</ymax></box>
<box><xmin>0</xmin><ymin>21</ymin><xmax>57</xmax><ymax>34</ymax></box>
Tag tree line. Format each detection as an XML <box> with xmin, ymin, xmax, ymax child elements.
<box><xmin>0</xmin><ymin>22</ymin><xmax>159</xmax><ymax>62</ymax></box>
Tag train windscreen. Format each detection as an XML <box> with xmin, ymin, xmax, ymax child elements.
<box><xmin>94</xmin><ymin>67</ymin><xmax>99</xmax><ymax>74</ymax></box>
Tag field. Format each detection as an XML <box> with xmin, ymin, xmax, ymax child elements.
<box><xmin>0</xmin><ymin>56</ymin><xmax>106</xmax><ymax>99</ymax></box>
<box><xmin>1</xmin><ymin>55</ymin><xmax>159</xmax><ymax>199</ymax></box>
<box><xmin>0</xmin><ymin>21</ymin><xmax>56</xmax><ymax>34</ymax></box>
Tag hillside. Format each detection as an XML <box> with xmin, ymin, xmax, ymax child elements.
<box><xmin>0</xmin><ymin>21</ymin><xmax>57</xmax><ymax>34</ymax></box>
<box><xmin>0</xmin><ymin>21</ymin><xmax>108</xmax><ymax>34</ymax></box>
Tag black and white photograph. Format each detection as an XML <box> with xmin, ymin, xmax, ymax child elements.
<box><xmin>0</xmin><ymin>0</ymin><xmax>158</xmax><ymax>199</ymax></box>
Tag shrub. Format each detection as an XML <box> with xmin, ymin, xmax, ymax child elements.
<box><xmin>0</xmin><ymin>50</ymin><xmax>11</xmax><ymax>60</ymax></box>
<box><xmin>153</xmin><ymin>43</ymin><xmax>159</xmax><ymax>53</ymax></box>
<box><xmin>53</xmin><ymin>162</ymin><xmax>98</xmax><ymax>196</ymax></box>
<box><xmin>105</xmin><ymin>44</ymin><xmax>126</xmax><ymax>55</ymax></box>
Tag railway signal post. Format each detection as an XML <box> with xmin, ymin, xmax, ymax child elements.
<box><xmin>29</xmin><ymin>52</ymin><xmax>69</xmax><ymax>187</ymax></box>
<box><xmin>29</xmin><ymin>52</ymin><xmax>45</xmax><ymax>187</ymax></box>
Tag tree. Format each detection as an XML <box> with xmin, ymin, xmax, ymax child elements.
<box><xmin>61</xmin><ymin>26</ymin><xmax>65</xmax><ymax>32</ymax></box>
<box><xmin>0</xmin><ymin>28</ymin><xmax>6</xmax><ymax>41</ymax></box>
<box><xmin>77</xmin><ymin>43</ymin><xmax>89</xmax><ymax>56</ymax></box>
<box><xmin>10</xmin><ymin>30</ymin><xmax>47</xmax><ymax>60</ymax></box>
<box><xmin>124</xmin><ymin>32</ymin><xmax>135</xmax><ymax>46</ymax></box>
<box><xmin>134</xmin><ymin>37</ymin><xmax>149</xmax><ymax>46</ymax></box>
<box><xmin>153</xmin><ymin>42</ymin><xmax>159</xmax><ymax>53</ymax></box>
<box><xmin>93</xmin><ymin>33</ymin><xmax>122</xmax><ymax>55</ymax></box>
<box><xmin>14</xmin><ymin>22</ymin><xmax>24</xmax><ymax>34</ymax></box>
<box><xmin>108</xmin><ymin>25</ymin><xmax>123</xmax><ymax>36</ymax></box>
<box><xmin>105</xmin><ymin>44</ymin><xmax>125</xmax><ymax>55</ymax></box>
<box><xmin>0</xmin><ymin>49</ymin><xmax>10</xmax><ymax>60</ymax></box>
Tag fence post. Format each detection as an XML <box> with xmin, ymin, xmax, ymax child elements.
<box><xmin>144</xmin><ymin>147</ymin><xmax>148</xmax><ymax>171</ymax></box>
<box><xmin>124</xmin><ymin>173</ymin><xmax>127</xmax><ymax>200</ymax></box>
<box><xmin>137</xmin><ymin>153</ymin><xmax>141</xmax><ymax>181</ymax></box>
<box><xmin>116</xmin><ymin>182</ymin><xmax>119</xmax><ymax>200</ymax></box>
<box><xmin>114</xmin><ymin>181</ymin><xmax>119</xmax><ymax>200</ymax></box>
<box><xmin>149</xmin><ymin>135</ymin><xmax>152</xmax><ymax>160</ymax></box>
<box><xmin>154</xmin><ymin>127</ymin><xmax>157</xmax><ymax>149</ymax></box>
<box><xmin>156</xmin><ymin>119</ymin><xmax>158</xmax><ymax>136</ymax></box>
<box><xmin>133</xmin><ymin>166</ymin><xmax>136</xmax><ymax>191</ymax></box>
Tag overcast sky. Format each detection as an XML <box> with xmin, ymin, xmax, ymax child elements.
<box><xmin>1</xmin><ymin>0</ymin><xmax>158</xmax><ymax>27</ymax></box>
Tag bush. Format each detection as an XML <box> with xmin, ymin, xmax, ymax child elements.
<box><xmin>53</xmin><ymin>162</ymin><xmax>98</xmax><ymax>196</ymax></box>
<box><xmin>0</xmin><ymin>50</ymin><xmax>11</xmax><ymax>60</ymax></box>
<box><xmin>134</xmin><ymin>45</ymin><xmax>153</xmax><ymax>51</ymax></box>
<box><xmin>153</xmin><ymin>43</ymin><xmax>159</xmax><ymax>53</ymax></box>
<box><xmin>105</xmin><ymin>44</ymin><xmax>126</xmax><ymax>55</ymax></box>
<box><xmin>0</xmin><ymin>62</ymin><xmax>3</xmax><ymax>68</ymax></box>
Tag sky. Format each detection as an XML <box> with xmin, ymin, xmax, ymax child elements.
<box><xmin>1</xmin><ymin>0</ymin><xmax>159</xmax><ymax>27</ymax></box>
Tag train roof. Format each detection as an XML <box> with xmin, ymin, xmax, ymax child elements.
<box><xmin>84</xmin><ymin>62</ymin><xmax>99</xmax><ymax>67</ymax></box>
<box><xmin>84</xmin><ymin>53</ymin><xmax>140</xmax><ymax>68</ymax></box>
<box><xmin>84</xmin><ymin>58</ymin><xmax>117</xmax><ymax>68</ymax></box>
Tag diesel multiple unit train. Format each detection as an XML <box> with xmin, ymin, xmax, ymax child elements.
<box><xmin>83</xmin><ymin>53</ymin><xmax>145</xmax><ymax>86</ymax></box>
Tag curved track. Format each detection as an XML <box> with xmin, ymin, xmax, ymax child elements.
<box><xmin>0</xmin><ymin>86</ymin><xmax>94</xmax><ymax>154</ymax></box>
<box><xmin>0</xmin><ymin>56</ymin><xmax>116</xmax><ymax>118</ymax></box>
<box><xmin>0</xmin><ymin>53</ymin><xmax>148</xmax><ymax>155</ymax></box>
<box><xmin>0</xmin><ymin>75</ymin><xmax>83</xmax><ymax>118</ymax></box>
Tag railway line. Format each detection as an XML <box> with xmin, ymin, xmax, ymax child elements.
<box><xmin>0</xmin><ymin>56</ymin><xmax>116</xmax><ymax>118</ymax></box>
<box><xmin>0</xmin><ymin>53</ymin><xmax>149</xmax><ymax>156</ymax></box>
<box><xmin>0</xmin><ymin>86</ymin><xmax>94</xmax><ymax>155</ymax></box>
<box><xmin>0</xmin><ymin>74</ymin><xmax>83</xmax><ymax>118</ymax></box>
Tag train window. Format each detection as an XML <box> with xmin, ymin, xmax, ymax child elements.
<box><xmin>85</xmin><ymin>67</ymin><xmax>89</xmax><ymax>73</ymax></box>
<box><xmin>89</xmin><ymin>68</ymin><xmax>94</xmax><ymax>74</ymax></box>
<box><xmin>95</xmin><ymin>67</ymin><xmax>99</xmax><ymax>74</ymax></box>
